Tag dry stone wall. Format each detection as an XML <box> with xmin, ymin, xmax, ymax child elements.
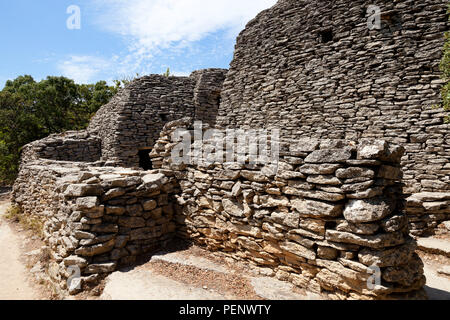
<box><xmin>406</xmin><ymin>192</ymin><xmax>450</xmax><ymax>236</ymax></box>
<box><xmin>20</xmin><ymin>131</ymin><xmax>101</xmax><ymax>164</ymax></box>
<box><xmin>12</xmin><ymin>161</ymin><xmax>179</xmax><ymax>293</ymax></box>
<box><xmin>19</xmin><ymin>69</ymin><xmax>227</xmax><ymax>170</ymax></box>
<box><xmin>87</xmin><ymin>69</ymin><xmax>227</xmax><ymax>168</ymax></box>
<box><xmin>216</xmin><ymin>0</ymin><xmax>450</xmax><ymax>195</ymax></box>
<box><xmin>150</xmin><ymin>119</ymin><xmax>426</xmax><ymax>300</ymax></box>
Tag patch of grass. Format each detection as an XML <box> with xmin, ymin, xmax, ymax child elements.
<box><xmin>4</xmin><ymin>206</ymin><xmax>44</xmax><ymax>238</ymax></box>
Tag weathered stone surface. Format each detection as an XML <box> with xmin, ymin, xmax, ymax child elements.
<box><xmin>336</xmin><ymin>220</ymin><xmax>379</xmax><ymax>235</ymax></box>
<box><xmin>271</xmin><ymin>211</ymin><xmax>299</xmax><ymax>228</ymax></box>
<box><xmin>106</xmin><ymin>206</ymin><xmax>126</xmax><ymax>216</ymax></box>
<box><xmin>358</xmin><ymin>240</ymin><xmax>417</xmax><ymax>267</ymax></box>
<box><xmin>336</xmin><ymin>168</ymin><xmax>375</xmax><ymax>180</ymax></box>
<box><xmin>317</xmin><ymin>246</ymin><xmax>338</xmax><ymax>260</ymax></box>
<box><xmin>380</xmin><ymin>215</ymin><xmax>408</xmax><ymax>233</ymax></box>
<box><xmin>75</xmin><ymin>239</ymin><xmax>115</xmax><ymax>257</ymax></box>
<box><xmin>307</xmin><ymin>175</ymin><xmax>342</xmax><ymax>186</ymax></box>
<box><xmin>299</xmin><ymin>164</ymin><xmax>342</xmax><ymax>175</ymax></box>
<box><xmin>258</xmin><ymin>195</ymin><xmax>290</xmax><ymax>208</ymax></box>
<box><xmin>280</xmin><ymin>241</ymin><xmax>316</xmax><ymax>260</ymax></box>
<box><xmin>65</xmin><ymin>184</ymin><xmax>103</xmax><ymax>197</ymax></box>
<box><xmin>305</xmin><ymin>149</ymin><xmax>352</xmax><ymax>164</ymax></box>
<box><xmin>291</xmin><ymin>199</ymin><xmax>343</xmax><ymax>218</ymax></box>
<box><xmin>118</xmin><ymin>217</ymin><xmax>146</xmax><ymax>228</ymax></box>
<box><xmin>346</xmin><ymin>187</ymin><xmax>384</xmax><ymax>200</ymax></box>
<box><xmin>222</xmin><ymin>198</ymin><xmax>245</xmax><ymax>217</ymax></box>
<box><xmin>63</xmin><ymin>255</ymin><xmax>88</xmax><ymax>268</ymax></box>
<box><xmin>90</xmin><ymin>224</ymin><xmax>119</xmax><ymax>233</ymax></box>
<box><xmin>103</xmin><ymin>188</ymin><xmax>126</xmax><ymax>201</ymax></box>
<box><xmin>357</xmin><ymin>140</ymin><xmax>387</xmax><ymax>160</ymax></box>
<box><xmin>382</xmin><ymin>254</ymin><xmax>424</xmax><ymax>287</ymax></box>
<box><xmin>85</xmin><ymin>262</ymin><xmax>117</xmax><ymax>274</ymax></box>
<box><xmin>142</xmin><ymin>199</ymin><xmax>157</xmax><ymax>211</ymax></box>
<box><xmin>343</xmin><ymin>198</ymin><xmax>395</xmax><ymax>223</ymax></box>
<box><xmin>284</xmin><ymin>189</ymin><xmax>345</xmax><ymax>202</ymax></box>
<box><xmin>12</xmin><ymin>0</ymin><xmax>443</xmax><ymax>297</ymax></box>
<box><xmin>326</xmin><ymin>230</ymin><xmax>406</xmax><ymax>249</ymax></box>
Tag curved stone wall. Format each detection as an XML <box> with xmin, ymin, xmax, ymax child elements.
<box><xmin>216</xmin><ymin>0</ymin><xmax>449</xmax><ymax>194</ymax></box>
<box><xmin>86</xmin><ymin>69</ymin><xmax>227</xmax><ymax>168</ymax></box>
<box><xmin>20</xmin><ymin>131</ymin><xmax>101</xmax><ymax>164</ymax></box>
<box><xmin>150</xmin><ymin>118</ymin><xmax>426</xmax><ymax>300</ymax></box>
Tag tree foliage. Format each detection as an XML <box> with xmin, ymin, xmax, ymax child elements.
<box><xmin>0</xmin><ymin>75</ymin><xmax>117</xmax><ymax>184</ymax></box>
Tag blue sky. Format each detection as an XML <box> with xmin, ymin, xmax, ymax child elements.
<box><xmin>0</xmin><ymin>0</ymin><xmax>277</xmax><ymax>87</ymax></box>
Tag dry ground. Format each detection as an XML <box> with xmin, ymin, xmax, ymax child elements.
<box><xmin>0</xmin><ymin>196</ymin><xmax>51</xmax><ymax>300</ymax></box>
<box><xmin>0</xmin><ymin>191</ymin><xmax>449</xmax><ymax>300</ymax></box>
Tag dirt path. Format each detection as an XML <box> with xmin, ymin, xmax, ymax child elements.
<box><xmin>0</xmin><ymin>200</ymin><xmax>41</xmax><ymax>300</ymax></box>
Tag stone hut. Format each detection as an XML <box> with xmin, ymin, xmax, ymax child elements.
<box><xmin>217</xmin><ymin>0</ymin><xmax>449</xmax><ymax>196</ymax></box>
<box><xmin>11</xmin><ymin>0</ymin><xmax>450</xmax><ymax>298</ymax></box>
<box><xmin>21</xmin><ymin>69</ymin><xmax>227</xmax><ymax>169</ymax></box>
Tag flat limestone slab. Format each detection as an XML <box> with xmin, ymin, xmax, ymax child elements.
<box><xmin>408</xmin><ymin>192</ymin><xmax>450</xmax><ymax>202</ymax></box>
<box><xmin>417</xmin><ymin>238</ymin><xmax>450</xmax><ymax>258</ymax></box>
<box><xmin>150</xmin><ymin>251</ymin><xmax>229</xmax><ymax>274</ymax></box>
<box><xmin>101</xmin><ymin>269</ymin><xmax>226</xmax><ymax>300</ymax></box>
<box><xmin>250</xmin><ymin>277</ymin><xmax>321</xmax><ymax>300</ymax></box>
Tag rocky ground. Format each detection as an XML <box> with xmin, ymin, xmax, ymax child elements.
<box><xmin>0</xmin><ymin>192</ymin><xmax>449</xmax><ymax>300</ymax></box>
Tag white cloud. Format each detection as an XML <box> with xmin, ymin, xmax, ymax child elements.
<box><xmin>61</xmin><ymin>1</ymin><xmax>277</xmax><ymax>83</ymax></box>
<box><xmin>58</xmin><ymin>55</ymin><xmax>111</xmax><ymax>83</ymax></box>
<box><xmin>90</xmin><ymin>0</ymin><xmax>277</xmax><ymax>61</ymax></box>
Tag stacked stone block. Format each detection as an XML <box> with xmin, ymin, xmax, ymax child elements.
<box><xmin>13</xmin><ymin>162</ymin><xmax>178</xmax><ymax>293</ymax></box>
<box><xmin>87</xmin><ymin>69</ymin><xmax>227</xmax><ymax>168</ymax></box>
<box><xmin>151</xmin><ymin>119</ymin><xmax>426</xmax><ymax>300</ymax></box>
<box><xmin>406</xmin><ymin>192</ymin><xmax>450</xmax><ymax>236</ymax></box>
<box><xmin>20</xmin><ymin>131</ymin><xmax>101</xmax><ymax>164</ymax></box>
<box><xmin>216</xmin><ymin>0</ymin><xmax>449</xmax><ymax>195</ymax></box>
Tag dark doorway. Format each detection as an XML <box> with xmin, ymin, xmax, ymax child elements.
<box><xmin>138</xmin><ymin>149</ymin><xmax>153</xmax><ymax>170</ymax></box>
<box><xmin>319</xmin><ymin>30</ymin><xmax>333</xmax><ymax>43</ymax></box>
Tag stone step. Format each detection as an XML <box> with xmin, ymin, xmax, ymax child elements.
<box><xmin>417</xmin><ymin>238</ymin><xmax>450</xmax><ymax>258</ymax></box>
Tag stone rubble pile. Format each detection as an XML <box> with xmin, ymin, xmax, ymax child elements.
<box><xmin>86</xmin><ymin>69</ymin><xmax>227</xmax><ymax>168</ymax></box>
<box><xmin>13</xmin><ymin>161</ymin><xmax>179</xmax><ymax>293</ymax></box>
<box><xmin>150</xmin><ymin>119</ymin><xmax>426</xmax><ymax>300</ymax></box>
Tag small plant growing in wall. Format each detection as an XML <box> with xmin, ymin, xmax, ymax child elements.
<box><xmin>163</xmin><ymin>68</ymin><xmax>171</xmax><ymax>77</ymax></box>
<box><xmin>440</xmin><ymin>4</ymin><xmax>450</xmax><ymax>123</ymax></box>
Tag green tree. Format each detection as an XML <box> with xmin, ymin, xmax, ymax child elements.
<box><xmin>0</xmin><ymin>75</ymin><xmax>117</xmax><ymax>184</ymax></box>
